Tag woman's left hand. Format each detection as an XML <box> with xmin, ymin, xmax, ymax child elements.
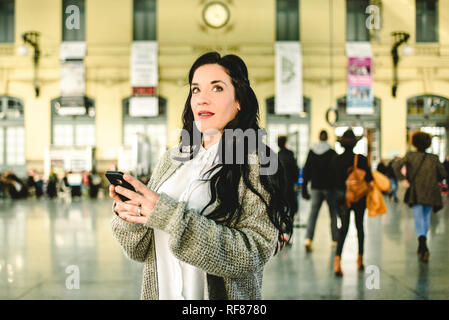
<box><xmin>113</xmin><ymin>174</ymin><xmax>160</xmax><ymax>224</ymax></box>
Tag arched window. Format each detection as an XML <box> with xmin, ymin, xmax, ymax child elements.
<box><xmin>50</xmin><ymin>96</ymin><xmax>95</xmax><ymax>147</ymax></box>
<box><xmin>407</xmin><ymin>95</ymin><xmax>449</xmax><ymax>161</ymax></box>
<box><xmin>265</xmin><ymin>96</ymin><xmax>310</xmax><ymax>167</ymax></box>
<box><xmin>335</xmin><ymin>96</ymin><xmax>382</xmax><ymax>167</ymax></box>
<box><xmin>121</xmin><ymin>96</ymin><xmax>167</xmax><ymax>172</ymax></box>
<box><xmin>266</xmin><ymin>96</ymin><xmax>310</xmax><ymax>115</ymax></box>
<box><xmin>336</xmin><ymin>96</ymin><xmax>381</xmax><ymax>116</ymax></box>
<box><xmin>407</xmin><ymin>95</ymin><xmax>449</xmax><ymax>118</ymax></box>
<box><xmin>0</xmin><ymin>96</ymin><xmax>25</xmax><ymax>175</ymax></box>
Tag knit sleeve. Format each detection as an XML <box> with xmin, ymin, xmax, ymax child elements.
<box><xmin>110</xmin><ymin>148</ymin><xmax>172</xmax><ymax>263</ymax></box>
<box><xmin>111</xmin><ymin>215</ymin><xmax>153</xmax><ymax>263</ymax></box>
<box><xmin>144</xmin><ymin>165</ymin><xmax>279</xmax><ymax>279</ymax></box>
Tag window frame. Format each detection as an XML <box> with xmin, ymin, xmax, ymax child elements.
<box><xmin>133</xmin><ymin>0</ymin><xmax>157</xmax><ymax>41</ymax></box>
<box><xmin>50</xmin><ymin>96</ymin><xmax>95</xmax><ymax>147</ymax></box>
<box><xmin>121</xmin><ymin>96</ymin><xmax>167</xmax><ymax>171</ymax></box>
<box><xmin>276</xmin><ymin>0</ymin><xmax>299</xmax><ymax>41</ymax></box>
<box><xmin>416</xmin><ymin>0</ymin><xmax>439</xmax><ymax>43</ymax></box>
<box><xmin>346</xmin><ymin>0</ymin><xmax>370</xmax><ymax>42</ymax></box>
<box><xmin>0</xmin><ymin>0</ymin><xmax>15</xmax><ymax>43</ymax></box>
<box><xmin>265</xmin><ymin>96</ymin><xmax>310</xmax><ymax>167</ymax></box>
<box><xmin>0</xmin><ymin>96</ymin><xmax>26</xmax><ymax>175</ymax></box>
<box><xmin>335</xmin><ymin>96</ymin><xmax>381</xmax><ymax>128</ymax></box>
<box><xmin>407</xmin><ymin>95</ymin><xmax>449</xmax><ymax>126</ymax></box>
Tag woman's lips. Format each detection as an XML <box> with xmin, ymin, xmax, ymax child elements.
<box><xmin>198</xmin><ymin>111</ymin><xmax>215</xmax><ymax>119</ymax></box>
<box><xmin>199</xmin><ymin>114</ymin><xmax>214</xmax><ymax>119</ymax></box>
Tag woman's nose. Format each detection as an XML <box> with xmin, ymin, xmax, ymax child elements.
<box><xmin>196</xmin><ymin>91</ymin><xmax>211</xmax><ymax>105</ymax></box>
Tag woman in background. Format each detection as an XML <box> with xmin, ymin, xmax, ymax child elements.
<box><xmin>393</xmin><ymin>131</ymin><xmax>446</xmax><ymax>262</ymax></box>
<box><xmin>331</xmin><ymin>129</ymin><xmax>373</xmax><ymax>276</ymax></box>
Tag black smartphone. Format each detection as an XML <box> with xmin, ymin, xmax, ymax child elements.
<box><xmin>105</xmin><ymin>171</ymin><xmax>136</xmax><ymax>202</ymax></box>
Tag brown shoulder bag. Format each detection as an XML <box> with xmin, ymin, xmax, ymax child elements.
<box><xmin>345</xmin><ymin>154</ymin><xmax>370</xmax><ymax>208</ymax></box>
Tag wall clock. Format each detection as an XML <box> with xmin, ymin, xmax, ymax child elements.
<box><xmin>202</xmin><ymin>1</ymin><xmax>230</xmax><ymax>29</ymax></box>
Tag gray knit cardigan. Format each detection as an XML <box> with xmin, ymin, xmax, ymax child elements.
<box><xmin>111</xmin><ymin>145</ymin><xmax>279</xmax><ymax>300</ymax></box>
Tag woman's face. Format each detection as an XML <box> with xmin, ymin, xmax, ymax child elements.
<box><xmin>190</xmin><ymin>63</ymin><xmax>240</xmax><ymax>134</ymax></box>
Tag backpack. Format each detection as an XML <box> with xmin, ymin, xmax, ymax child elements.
<box><xmin>345</xmin><ymin>154</ymin><xmax>370</xmax><ymax>208</ymax></box>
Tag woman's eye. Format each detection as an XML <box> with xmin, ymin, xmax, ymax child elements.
<box><xmin>191</xmin><ymin>87</ymin><xmax>199</xmax><ymax>94</ymax></box>
<box><xmin>213</xmin><ymin>85</ymin><xmax>223</xmax><ymax>92</ymax></box>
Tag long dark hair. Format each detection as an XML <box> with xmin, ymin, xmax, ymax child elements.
<box><xmin>179</xmin><ymin>52</ymin><xmax>294</xmax><ymax>253</ymax></box>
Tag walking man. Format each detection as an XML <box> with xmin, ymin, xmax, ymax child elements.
<box><xmin>302</xmin><ymin>130</ymin><xmax>338</xmax><ymax>252</ymax></box>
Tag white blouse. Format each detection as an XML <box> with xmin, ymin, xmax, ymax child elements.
<box><xmin>154</xmin><ymin>141</ymin><xmax>220</xmax><ymax>300</ymax></box>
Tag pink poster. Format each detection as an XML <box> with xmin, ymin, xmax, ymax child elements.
<box><xmin>347</xmin><ymin>57</ymin><xmax>372</xmax><ymax>86</ymax></box>
<box><xmin>347</xmin><ymin>57</ymin><xmax>374</xmax><ymax>114</ymax></box>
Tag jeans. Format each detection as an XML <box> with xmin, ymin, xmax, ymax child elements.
<box><xmin>334</xmin><ymin>189</ymin><xmax>366</xmax><ymax>256</ymax></box>
<box><xmin>389</xmin><ymin>177</ymin><xmax>398</xmax><ymax>198</ymax></box>
<box><xmin>412</xmin><ymin>204</ymin><xmax>432</xmax><ymax>237</ymax></box>
<box><xmin>305</xmin><ymin>189</ymin><xmax>339</xmax><ymax>242</ymax></box>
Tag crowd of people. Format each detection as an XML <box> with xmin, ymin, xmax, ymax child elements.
<box><xmin>0</xmin><ymin>169</ymin><xmax>105</xmax><ymax>201</ymax></box>
<box><xmin>1</xmin><ymin>131</ymin><xmax>447</xmax><ymax>276</ymax></box>
<box><xmin>300</xmin><ymin>129</ymin><xmax>447</xmax><ymax>276</ymax></box>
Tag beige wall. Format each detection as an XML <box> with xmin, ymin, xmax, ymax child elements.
<box><xmin>158</xmin><ymin>0</ymin><xmax>275</xmax><ymax>45</ymax></box>
<box><xmin>86</xmin><ymin>0</ymin><xmax>132</xmax><ymax>45</ymax></box>
<box><xmin>1</xmin><ymin>0</ymin><xmax>449</xmax><ymax>172</ymax></box>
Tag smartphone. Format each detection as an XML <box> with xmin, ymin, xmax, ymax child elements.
<box><xmin>105</xmin><ymin>171</ymin><xmax>136</xmax><ymax>202</ymax></box>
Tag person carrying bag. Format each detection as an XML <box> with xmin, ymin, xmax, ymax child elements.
<box><xmin>403</xmin><ymin>153</ymin><xmax>426</xmax><ymax>206</ymax></box>
<box><xmin>393</xmin><ymin>131</ymin><xmax>447</xmax><ymax>262</ymax></box>
<box><xmin>331</xmin><ymin>129</ymin><xmax>373</xmax><ymax>276</ymax></box>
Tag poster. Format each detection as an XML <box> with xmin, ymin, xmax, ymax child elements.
<box><xmin>60</xmin><ymin>60</ymin><xmax>85</xmax><ymax>97</ymax></box>
<box><xmin>275</xmin><ymin>42</ymin><xmax>303</xmax><ymax>114</ymax></box>
<box><xmin>130</xmin><ymin>41</ymin><xmax>158</xmax><ymax>88</ymax></box>
<box><xmin>60</xmin><ymin>42</ymin><xmax>86</xmax><ymax>112</ymax></box>
<box><xmin>346</xmin><ymin>42</ymin><xmax>374</xmax><ymax>114</ymax></box>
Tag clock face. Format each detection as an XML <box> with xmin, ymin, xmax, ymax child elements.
<box><xmin>202</xmin><ymin>1</ymin><xmax>230</xmax><ymax>29</ymax></box>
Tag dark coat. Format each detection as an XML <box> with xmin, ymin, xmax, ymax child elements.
<box><xmin>376</xmin><ymin>162</ymin><xmax>387</xmax><ymax>175</ymax></box>
<box><xmin>393</xmin><ymin>151</ymin><xmax>446</xmax><ymax>208</ymax></box>
<box><xmin>331</xmin><ymin>150</ymin><xmax>373</xmax><ymax>191</ymax></box>
<box><xmin>278</xmin><ymin>148</ymin><xmax>299</xmax><ymax>186</ymax></box>
<box><xmin>278</xmin><ymin>147</ymin><xmax>299</xmax><ymax>214</ymax></box>
<box><xmin>302</xmin><ymin>148</ymin><xmax>336</xmax><ymax>190</ymax></box>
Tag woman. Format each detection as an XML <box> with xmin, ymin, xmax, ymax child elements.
<box><xmin>332</xmin><ymin>129</ymin><xmax>373</xmax><ymax>277</ymax></box>
<box><xmin>393</xmin><ymin>131</ymin><xmax>446</xmax><ymax>262</ymax></box>
<box><xmin>109</xmin><ymin>52</ymin><xmax>293</xmax><ymax>300</ymax></box>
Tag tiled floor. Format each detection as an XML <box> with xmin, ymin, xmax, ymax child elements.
<box><xmin>1</xmin><ymin>192</ymin><xmax>448</xmax><ymax>300</ymax></box>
